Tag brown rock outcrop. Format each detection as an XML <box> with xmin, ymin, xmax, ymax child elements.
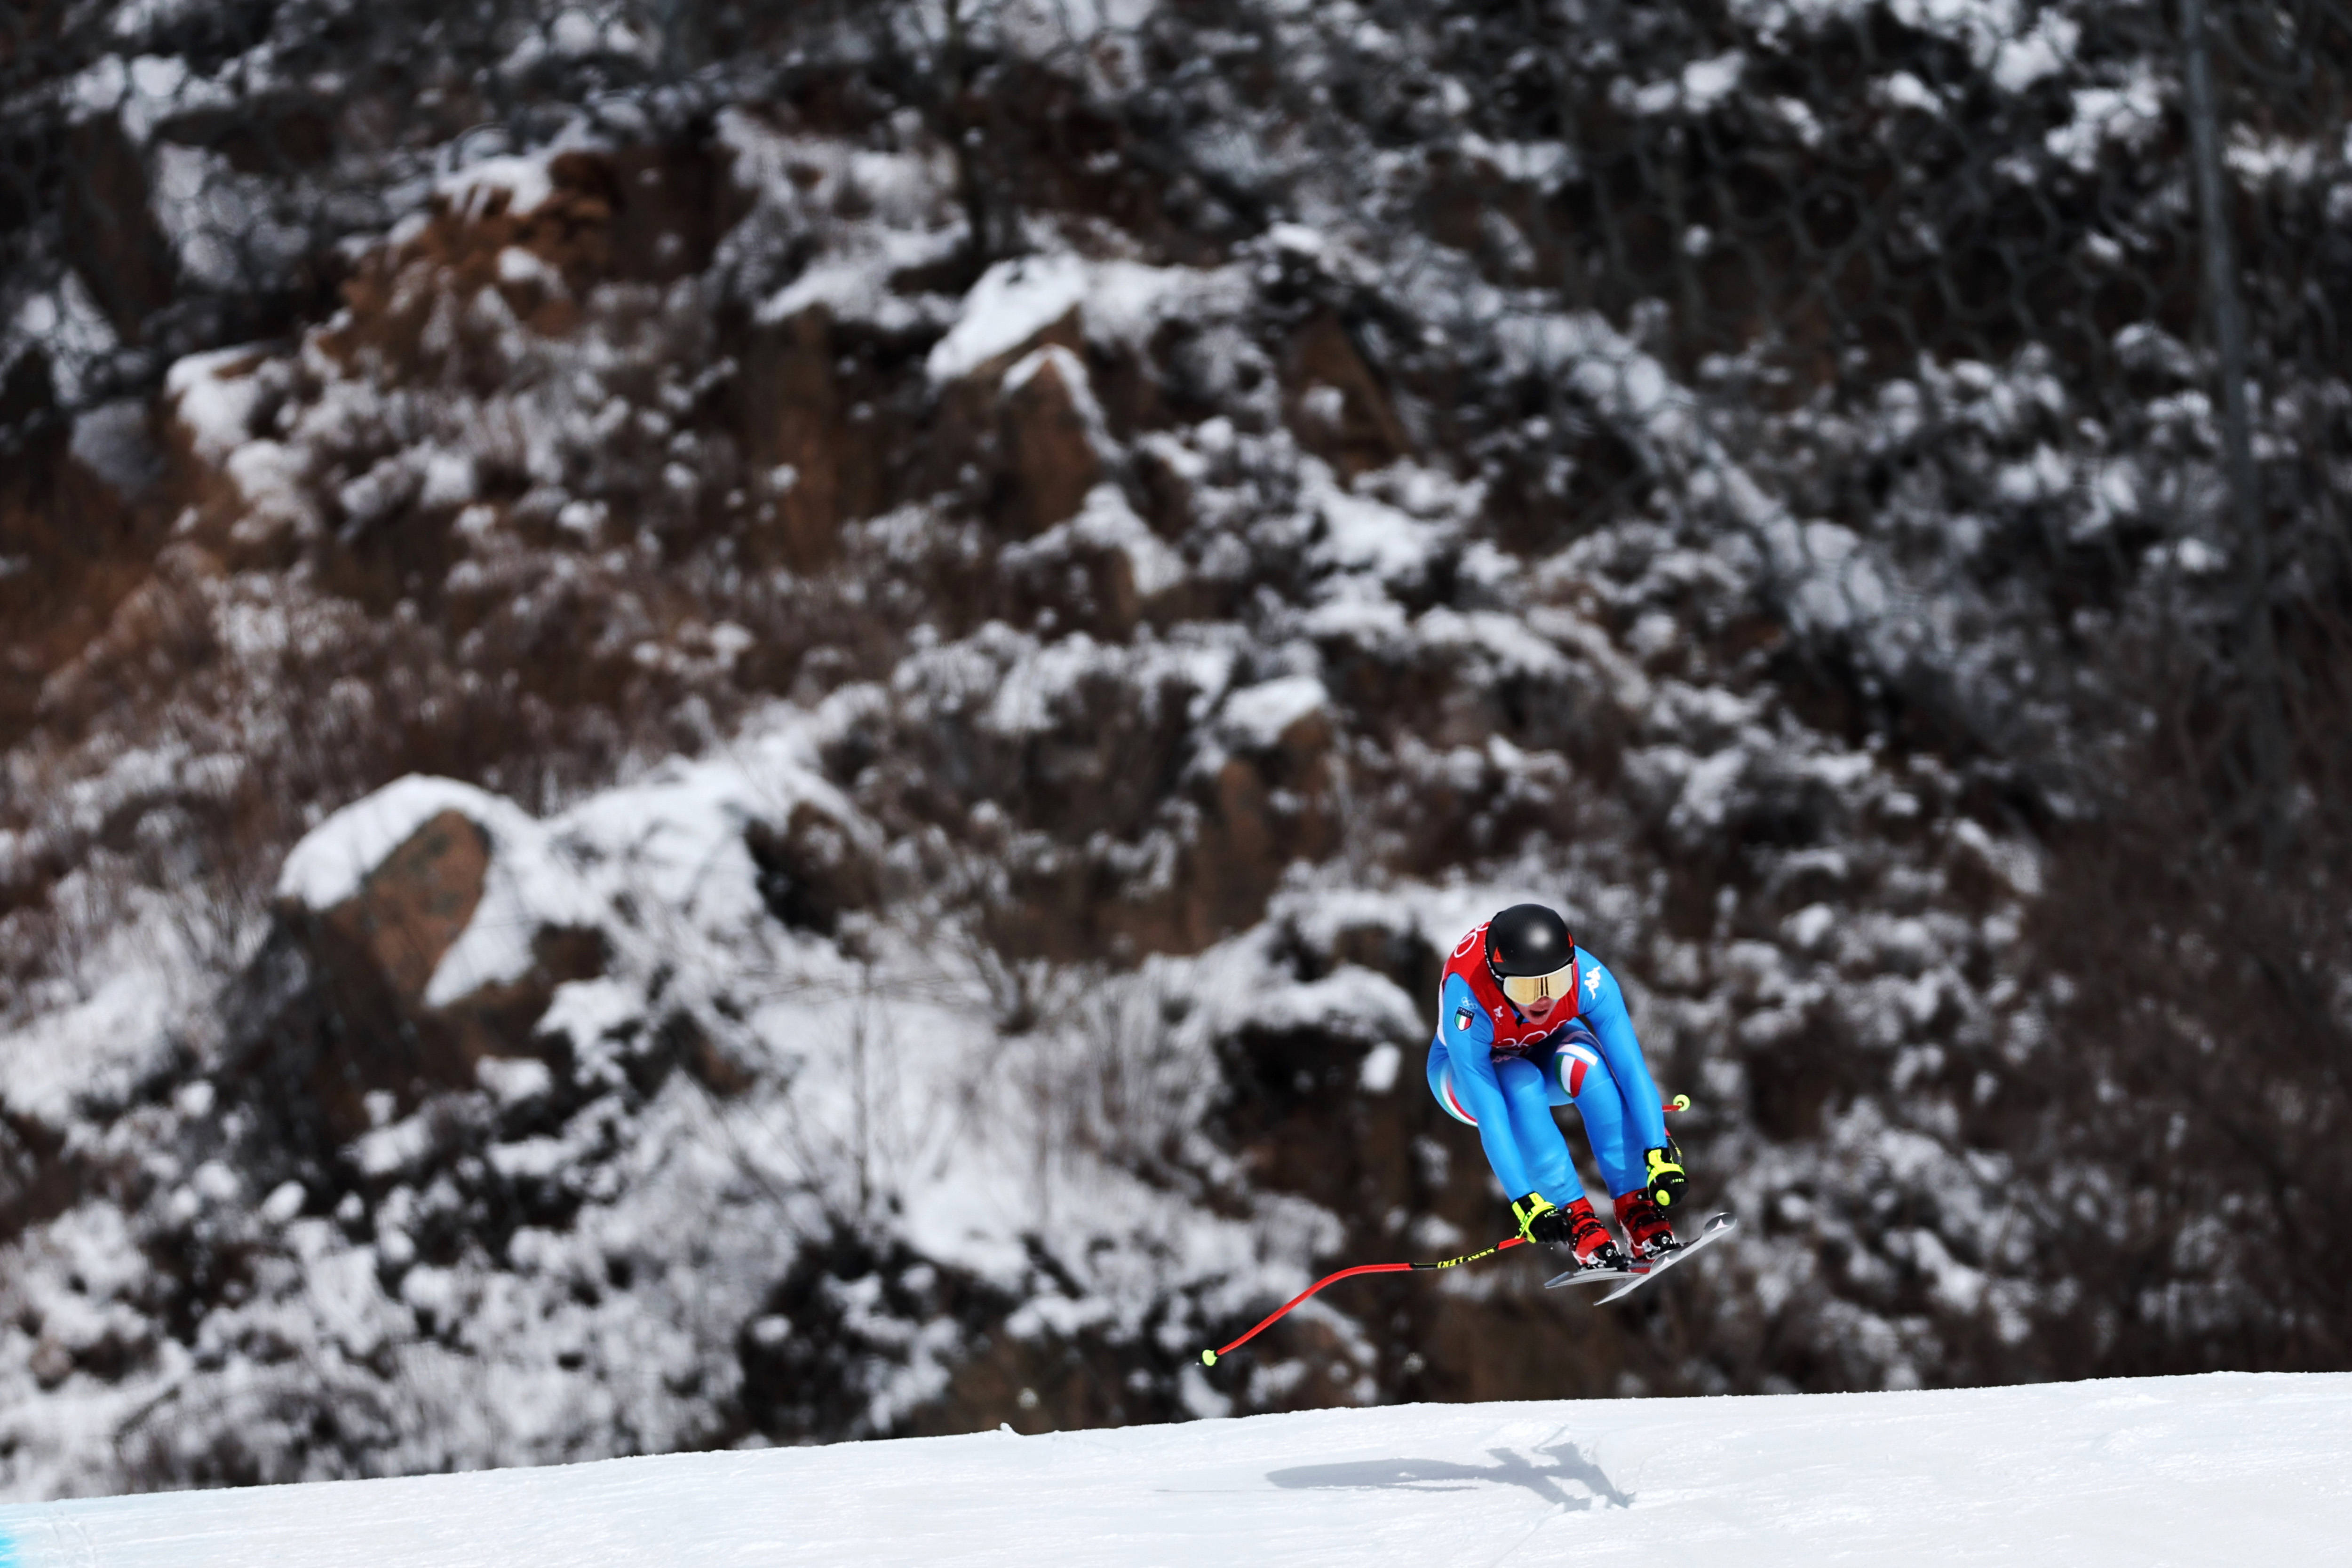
<box><xmin>325</xmin><ymin>142</ymin><xmax>729</xmax><ymax>370</ymax></box>
<box><xmin>319</xmin><ymin>809</ymin><xmax>488</xmax><ymax>1000</ymax></box>
<box><xmin>1185</xmin><ymin>697</ymin><xmax>1339</xmax><ymax>938</ymax></box>
<box><xmin>982</xmin><ymin>689</ymin><xmax>1339</xmax><ymax>963</ymax></box>
<box><xmin>246</xmin><ymin>809</ymin><xmax>603</xmax><ymax>1148</ymax></box>
<box><xmin>733</xmin><ymin>304</ymin><xmax>893</xmax><ymax>570</ymax></box>
<box><xmin>1284</xmin><ymin>312</ymin><xmax>1410</xmax><ymax>477</ymax></box>
<box><xmin>61</xmin><ymin>118</ymin><xmax>175</xmax><ymax>341</ymax></box>
<box><xmin>0</xmin><ymin>422</ymin><xmax>167</xmax><ymax>752</ymax></box>
<box><xmin>998</xmin><ymin>348</ymin><xmax>1103</xmax><ymax>536</ymax></box>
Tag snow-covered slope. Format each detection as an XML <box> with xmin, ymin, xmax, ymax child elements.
<box><xmin>1</xmin><ymin>1374</ymin><xmax>2344</xmax><ymax>1566</ymax></box>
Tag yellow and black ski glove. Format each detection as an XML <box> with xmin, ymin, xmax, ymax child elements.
<box><xmin>1511</xmin><ymin>1192</ymin><xmax>1573</xmax><ymax>1245</ymax></box>
<box><xmin>1644</xmin><ymin>1140</ymin><xmax>1688</xmax><ymax>1211</ymax></box>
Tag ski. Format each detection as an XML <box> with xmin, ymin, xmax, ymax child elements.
<box><xmin>1587</xmin><ymin>1212</ymin><xmax>1737</xmax><ymax>1304</ymax></box>
<box><xmin>1542</xmin><ymin>1260</ymin><xmax>1637</xmax><ymax>1289</ymax></box>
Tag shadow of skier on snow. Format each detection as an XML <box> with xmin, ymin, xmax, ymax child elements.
<box><xmin>1265</xmin><ymin>1442</ymin><xmax>1633</xmax><ymax>1509</ymax></box>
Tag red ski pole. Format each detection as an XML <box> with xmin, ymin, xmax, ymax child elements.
<box><xmin>1198</xmin><ymin>1235</ymin><xmax>1527</xmax><ymax>1366</ymax></box>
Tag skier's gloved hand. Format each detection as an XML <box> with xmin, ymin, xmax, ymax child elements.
<box><xmin>1644</xmin><ymin>1140</ymin><xmax>1688</xmax><ymax>1211</ymax></box>
<box><xmin>1511</xmin><ymin>1192</ymin><xmax>1572</xmax><ymax>1245</ymax></box>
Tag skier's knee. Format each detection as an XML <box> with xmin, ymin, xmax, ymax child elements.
<box><xmin>1429</xmin><ymin>1063</ymin><xmax>1477</xmax><ymax>1126</ymax></box>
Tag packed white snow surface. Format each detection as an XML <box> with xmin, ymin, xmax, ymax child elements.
<box><xmin>0</xmin><ymin>1373</ymin><xmax>2343</xmax><ymax>1566</ymax></box>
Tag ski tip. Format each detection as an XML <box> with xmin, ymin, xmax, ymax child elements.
<box><xmin>1200</xmin><ymin>1349</ymin><xmax>1218</xmax><ymax>1368</ymax></box>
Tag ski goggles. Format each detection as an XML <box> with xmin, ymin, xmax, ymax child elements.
<box><xmin>1499</xmin><ymin>959</ymin><xmax>1577</xmax><ymax>1009</ymax></box>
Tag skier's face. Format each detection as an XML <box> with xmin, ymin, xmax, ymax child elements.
<box><xmin>1500</xmin><ymin>959</ymin><xmax>1575</xmax><ymax>1019</ymax></box>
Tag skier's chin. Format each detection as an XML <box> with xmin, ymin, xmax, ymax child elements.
<box><xmin>1522</xmin><ymin>999</ymin><xmax>1558</xmax><ymax>1022</ymax></box>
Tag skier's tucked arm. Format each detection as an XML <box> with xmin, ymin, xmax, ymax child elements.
<box><xmin>1578</xmin><ymin>957</ymin><xmax>1669</xmax><ymax>1151</ymax></box>
<box><xmin>1438</xmin><ymin>973</ymin><xmax>1537</xmax><ymax>1200</ymax></box>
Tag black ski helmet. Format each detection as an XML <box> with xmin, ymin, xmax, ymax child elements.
<box><xmin>1486</xmin><ymin>903</ymin><xmax>1573</xmax><ymax>983</ymax></box>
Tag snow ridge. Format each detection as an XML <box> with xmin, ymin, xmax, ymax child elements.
<box><xmin>1</xmin><ymin>1374</ymin><xmax>2346</xmax><ymax>1566</ymax></box>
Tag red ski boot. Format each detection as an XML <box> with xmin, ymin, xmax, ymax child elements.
<box><xmin>1557</xmin><ymin>1196</ymin><xmax>1626</xmax><ymax>1274</ymax></box>
<box><xmin>1614</xmin><ymin>1191</ymin><xmax>1681</xmax><ymax>1265</ymax></box>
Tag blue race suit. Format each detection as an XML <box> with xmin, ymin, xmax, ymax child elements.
<box><xmin>1425</xmin><ymin>940</ymin><xmax>1667</xmax><ymax>1207</ymax></box>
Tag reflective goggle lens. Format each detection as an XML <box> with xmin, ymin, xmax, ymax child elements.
<box><xmin>1500</xmin><ymin>962</ymin><xmax>1576</xmax><ymax>1007</ymax></box>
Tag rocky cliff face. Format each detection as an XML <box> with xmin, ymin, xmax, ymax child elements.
<box><xmin>2</xmin><ymin>0</ymin><xmax>2347</xmax><ymax>1498</ymax></box>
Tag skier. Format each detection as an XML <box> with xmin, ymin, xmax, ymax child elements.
<box><xmin>1427</xmin><ymin>903</ymin><xmax>1688</xmax><ymax>1275</ymax></box>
